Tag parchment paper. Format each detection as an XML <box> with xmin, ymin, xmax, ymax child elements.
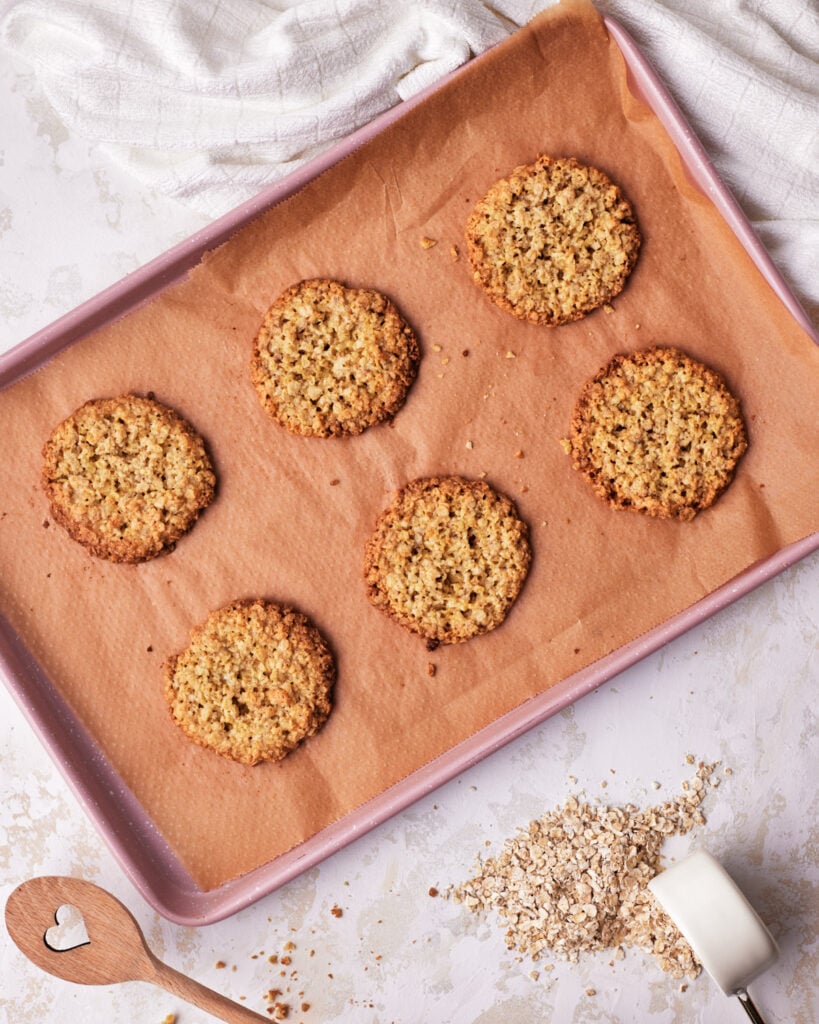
<box><xmin>1</xmin><ymin>0</ymin><xmax>817</xmax><ymax>891</ymax></box>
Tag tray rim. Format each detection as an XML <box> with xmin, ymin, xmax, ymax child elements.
<box><xmin>1</xmin><ymin>12</ymin><xmax>816</xmax><ymax>925</ymax></box>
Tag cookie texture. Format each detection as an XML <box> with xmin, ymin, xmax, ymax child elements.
<box><xmin>251</xmin><ymin>278</ymin><xmax>420</xmax><ymax>437</ymax></box>
<box><xmin>164</xmin><ymin>599</ymin><xmax>335</xmax><ymax>766</ymax></box>
<box><xmin>364</xmin><ymin>476</ymin><xmax>531</xmax><ymax>646</ymax></box>
<box><xmin>564</xmin><ymin>347</ymin><xmax>748</xmax><ymax>520</ymax></box>
<box><xmin>466</xmin><ymin>156</ymin><xmax>640</xmax><ymax>325</ymax></box>
<box><xmin>42</xmin><ymin>394</ymin><xmax>215</xmax><ymax>563</ymax></box>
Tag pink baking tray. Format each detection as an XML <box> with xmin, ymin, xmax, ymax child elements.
<box><xmin>1</xmin><ymin>17</ymin><xmax>817</xmax><ymax>925</ymax></box>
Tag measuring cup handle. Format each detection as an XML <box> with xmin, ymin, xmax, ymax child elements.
<box><xmin>736</xmin><ymin>988</ymin><xmax>770</xmax><ymax>1024</ymax></box>
<box><xmin>147</xmin><ymin>953</ymin><xmax>270</xmax><ymax>1024</ymax></box>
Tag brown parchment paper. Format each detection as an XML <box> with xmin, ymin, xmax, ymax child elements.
<box><xmin>1</xmin><ymin>0</ymin><xmax>817</xmax><ymax>891</ymax></box>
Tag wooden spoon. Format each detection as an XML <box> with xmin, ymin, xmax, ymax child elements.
<box><xmin>4</xmin><ymin>876</ymin><xmax>269</xmax><ymax>1023</ymax></box>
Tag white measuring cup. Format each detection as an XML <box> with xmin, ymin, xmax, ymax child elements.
<box><xmin>648</xmin><ymin>849</ymin><xmax>779</xmax><ymax>1022</ymax></box>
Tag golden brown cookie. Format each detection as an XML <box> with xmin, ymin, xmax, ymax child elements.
<box><xmin>364</xmin><ymin>476</ymin><xmax>531</xmax><ymax>647</ymax></box>
<box><xmin>42</xmin><ymin>394</ymin><xmax>215</xmax><ymax>563</ymax></box>
<box><xmin>466</xmin><ymin>156</ymin><xmax>640</xmax><ymax>325</ymax></box>
<box><xmin>163</xmin><ymin>599</ymin><xmax>335</xmax><ymax>766</ymax></box>
<box><xmin>251</xmin><ymin>278</ymin><xmax>420</xmax><ymax>437</ymax></box>
<box><xmin>563</xmin><ymin>347</ymin><xmax>748</xmax><ymax>520</ymax></box>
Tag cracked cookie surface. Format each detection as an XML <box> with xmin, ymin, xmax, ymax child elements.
<box><xmin>466</xmin><ymin>156</ymin><xmax>640</xmax><ymax>325</ymax></box>
<box><xmin>42</xmin><ymin>394</ymin><xmax>215</xmax><ymax>562</ymax></box>
<box><xmin>251</xmin><ymin>278</ymin><xmax>420</xmax><ymax>437</ymax></box>
<box><xmin>364</xmin><ymin>476</ymin><xmax>531</xmax><ymax>646</ymax></box>
<box><xmin>164</xmin><ymin>599</ymin><xmax>335</xmax><ymax>765</ymax></box>
<box><xmin>564</xmin><ymin>347</ymin><xmax>748</xmax><ymax>520</ymax></box>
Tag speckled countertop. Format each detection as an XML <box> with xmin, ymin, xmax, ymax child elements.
<box><xmin>1</xmin><ymin>30</ymin><xmax>817</xmax><ymax>1024</ymax></box>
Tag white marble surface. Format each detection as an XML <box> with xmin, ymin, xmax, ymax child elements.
<box><xmin>1</xmin><ymin>22</ymin><xmax>818</xmax><ymax>1024</ymax></box>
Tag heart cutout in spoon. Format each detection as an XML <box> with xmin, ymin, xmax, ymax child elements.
<box><xmin>44</xmin><ymin>904</ymin><xmax>90</xmax><ymax>953</ymax></box>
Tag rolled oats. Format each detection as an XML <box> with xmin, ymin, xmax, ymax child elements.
<box><xmin>449</xmin><ymin>762</ymin><xmax>720</xmax><ymax>980</ymax></box>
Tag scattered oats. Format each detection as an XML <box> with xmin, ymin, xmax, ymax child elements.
<box><xmin>283</xmin><ymin>941</ymin><xmax>296</xmax><ymax>952</ymax></box>
<box><xmin>568</xmin><ymin>775</ymin><xmax>577</xmax><ymax>785</ymax></box>
<box><xmin>442</xmin><ymin>357</ymin><xmax>451</xmax><ymax>366</ymax></box>
<box><xmin>652</xmin><ymin>781</ymin><xmax>661</xmax><ymax>790</ymax></box>
<box><xmin>450</xmin><ymin>244</ymin><xmax>460</xmax><ymax>261</ymax></box>
<box><xmin>601</xmin><ymin>780</ymin><xmax>608</xmax><ymax>788</ymax></box>
<box><xmin>450</xmin><ymin>762</ymin><xmax>719</xmax><ymax>981</ymax></box>
<box><xmin>635</xmin><ymin>323</ymin><xmax>641</xmax><ymax>329</ymax></box>
<box><xmin>586</xmin><ymin>988</ymin><xmax>597</xmax><ymax>996</ymax></box>
<box><xmin>505</xmin><ymin>350</ymin><xmax>516</xmax><ymax>359</ymax></box>
<box><xmin>432</xmin><ymin>343</ymin><xmax>443</xmax><ymax>352</ymax></box>
<box><xmin>161</xmin><ymin>1016</ymin><xmax>176</xmax><ymax>1024</ymax></box>
<box><xmin>514</xmin><ymin>450</ymin><xmax>524</xmax><ymax>459</ymax></box>
<box><xmin>529</xmin><ymin>970</ymin><xmax>540</xmax><ymax>981</ymax></box>
<box><xmin>427</xmin><ymin>662</ymin><xmax>436</xmax><ymax>678</ymax></box>
<box><xmin>724</xmin><ymin>767</ymin><xmax>733</xmax><ymax>775</ymax></box>
<box><xmin>685</xmin><ymin>754</ymin><xmax>695</xmax><ymax>764</ymax></box>
<box><xmin>280</xmin><ymin>955</ymin><xmax>292</xmax><ymax>966</ymax></box>
<box><xmin>709</xmin><ymin>777</ymin><xmax>720</xmax><ymax>788</ymax></box>
<box><xmin>603</xmin><ymin>302</ymin><xmax>614</xmax><ymax>313</ymax></box>
<box><xmin>420</xmin><ymin>236</ymin><xmax>437</xmax><ymax>249</ymax></box>
<box><xmin>466</xmin><ymin>440</ymin><xmax>474</xmax><ymax>450</ymax></box>
<box><xmin>215</xmin><ymin>960</ymin><xmax>227</xmax><ymax>969</ymax></box>
<box><xmin>680</xmin><ymin>983</ymin><xmax>688</xmax><ymax>992</ymax></box>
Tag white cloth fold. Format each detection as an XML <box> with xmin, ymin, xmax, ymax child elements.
<box><xmin>1</xmin><ymin>0</ymin><xmax>817</xmax><ymax>320</ymax></box>
<box><xmin>0</xmin><ymin>0</ymin><xmax>529</xmax><ymax>215</ymax></box>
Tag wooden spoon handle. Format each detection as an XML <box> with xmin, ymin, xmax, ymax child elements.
<box><xmin>147</xmin><ymin>954</ymin><xmax>270</xmax><ymax>1023</ymax></box>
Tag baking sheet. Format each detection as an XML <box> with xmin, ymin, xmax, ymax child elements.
<box><xmin>1</xmin><ymin>0</ymin><xmax>817</xmax><ymax>922</ymax></box>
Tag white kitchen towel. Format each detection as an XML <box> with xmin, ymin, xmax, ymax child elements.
<box><xmin>1</xmin><ymin>0</ymin><xmax>817</xmax><ymax>313</ymax></box>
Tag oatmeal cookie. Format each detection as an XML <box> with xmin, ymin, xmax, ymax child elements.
<box><xmin>251</xmin><ymin>278</ymin><xmax>420</xmax><ymax>437</ymax></box>
<box><xmin>364</xmin><ymin>476</ymin><xmax>531</xmax><ymax>646</ymax></box>
<box><xmin>563</xmin><ymin>347</ymin><xmax>748</xmax><ymax>520</ymax></box>
<box><xmin>466</xmin><ymin>156</ymin><xmax>640</xmax><ymax>325</ymax></box>
<box><xmin>42</xmin><ymin>394</ymin><xmax>215</xmax><ymax>562</ymax></box>
<box><xmin>163</xmin><ymin>599</ymin><xmax>335</xmax><ymax>765</ymax></box>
